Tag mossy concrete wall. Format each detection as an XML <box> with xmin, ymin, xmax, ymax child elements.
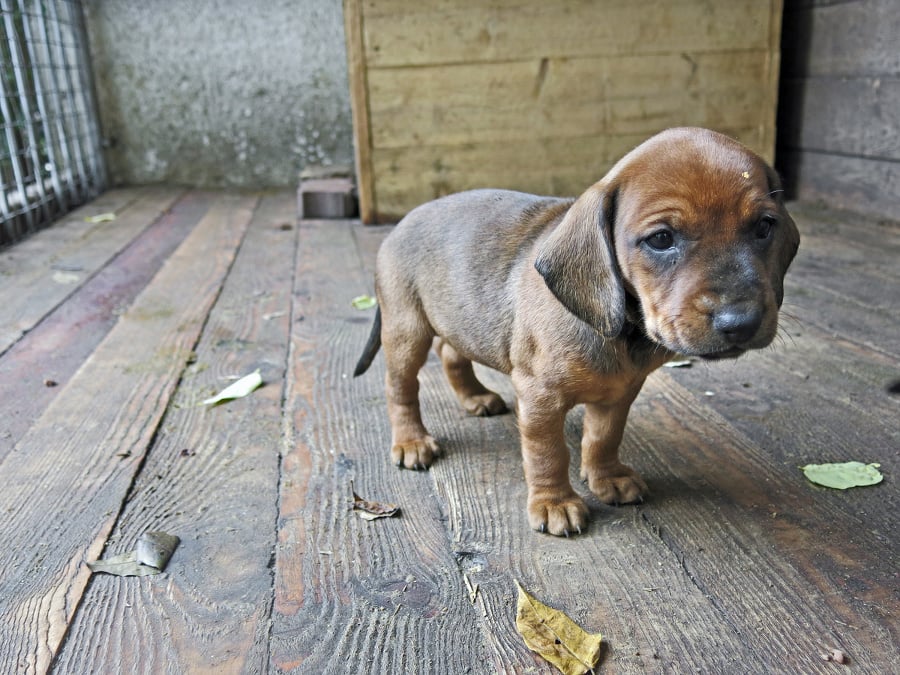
<box><xmin>83</xmin><ymin>0</ymin><xmax>353</xmax><ymax>188</ymax></box>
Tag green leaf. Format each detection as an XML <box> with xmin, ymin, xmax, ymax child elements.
<box><xmin>351</xmin><ymin>294</ymin><xmax>377</xmax><ymax>310</ymax></box>
<box><xmin>801</xmin><ymin>461</ymin><xmax>883</xmax><ymax>490</ymax></box>
<box><xmin>85</xmin><ymin>212</ymin><xmax>116</xmax><ymax>223</ymax></box>
<box><xmin>202</xmin><ymin>369</ymin><xmax>263</xmax><ymax>406</ymax></box>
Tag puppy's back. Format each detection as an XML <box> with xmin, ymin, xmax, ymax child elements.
<box><xmin>376</xmin><ymin>189</ymin><xmax>572</xmax><ymax>371</ymax></box>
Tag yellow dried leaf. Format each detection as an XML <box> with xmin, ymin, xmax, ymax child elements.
<box><xmin>515</xmin><ymin>581</ymin><xmax>602</xmax><ymax>675</ymax></box>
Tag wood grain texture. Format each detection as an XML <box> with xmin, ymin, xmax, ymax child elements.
<box><xmin>363</xmin><ymin>0</ymin><xmax>772</xmax><ymax>67</ymax></box>
<box><xmin>0</xmin><ymin>187</ymin><xmax>183</xmax><ymax>354</ymax></box>
<box><xmin>0</xmin><ymin>194</ymin><xmax>256</xmax><ymax>673</ymax></box>
<box><xmin>368</xmin><ymin>54</ymin><xmax>770</xmax><ymax>148</ymax></box>
<box><xmin>51</xmin><ymin>192</ymin><xmax>295</xmax><ymax>673</ymax></box>
<box><xmin>0</xmin><ymin>191</ymin><xmax>215</xmax><ymax>462</ymax></box>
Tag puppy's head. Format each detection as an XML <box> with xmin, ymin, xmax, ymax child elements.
<box><xmin>536</xmin><ymin>127</ymin><xmax>800</xmax><ymax>359</ymax></box>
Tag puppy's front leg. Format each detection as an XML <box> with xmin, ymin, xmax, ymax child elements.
<box><xmin>514</xmin><ymin>380</ymin><xmax>588</xmax><ymax>536</ymax></box>
<box><xmin>580</xmin><ymin>398</ymin><xmax>648</xmax><ymax>505</ymax></box>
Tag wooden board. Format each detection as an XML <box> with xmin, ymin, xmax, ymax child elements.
<box><xmin>0</xmin><ymin>193</ymin><xmax>256</xmax><ymax>672</ymax></box>
<box><xmin>345</xmin><ymin>0</ymin><xmax>783</xmax><ymax>221</ymax></box>
<box><xmin>777</xmin><ymin>0</ymin><xmax>899</xmax><ymax>219</ymax></box>
<box><xmin>52</xmin><ymin>193</ymin><xmax>297</xmax><ymax>673</ymax></box>
<box><xmin>0</xmin><ymin>191</ymin><xmax>215</xmax><ymax>462</ymax></box>
<box><xmin>0</xmin><ymin>187</ymin><xmax>183</xmax><ymax>354</ymax></box>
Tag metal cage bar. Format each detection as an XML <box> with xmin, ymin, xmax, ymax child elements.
<box><xmin>0</xmin><ymin>0</ymin><xmax>105</xmax><ymax>248</ymax></box>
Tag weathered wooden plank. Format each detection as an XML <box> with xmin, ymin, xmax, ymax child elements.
<box><xmin>620</xmin><ymin>370</ymin><xmax>898</xmax><ymax>673</ymax></box>
<box><xmin>344</xmin><ymin>0</ymin><xmax>377</xmax><ymax>223</ymax></box>
<box><xmin>780</xmin><ymin>76</ymin><xmax>900</xmax><ymax>160</ymax></box>
<box><xmin>369</xmin><ymin>50</ymin><xmax>770</xmax><ymax>110</ymax></box>
<box><xmin>778</xmin><ymin>149</ymin><xmax>900</xmax><ymax>221</ymax></box>
<box><xmin>363</xmin><ymin>0</ymin><xmax>773</xmax><ymax>67</ymax></box>
<box><xmin>271</xmin><ymin>218</ymin><xmax>489</xmax><ymax>672</ymax></box>
<box><xmin>0</xmin><ymin>186</ymin><xmax>184</xmax><ymax>354</ymax></box>
<box><xmin>0</xmin><ymin>192</ymin><xmax>215</xmax><ymax>463</ymax></box>
<box><xmin>781</xmin><ymin>0</ymin><xmax>900</xmax><ymax>79</ymax></box>
<box><xmin>0</xmin><ymin>193</ymin><xmax>257</xmax><ymax>673</ymax></box>
<box><xmin>370</xmin><ymin>76</ymin><xmax>767</xmax><ymax>150</ymax></box>
<box><xmin>52</xmin><ymin>192</ymin><xmax>293</xmax><ymax>673</ymax></box>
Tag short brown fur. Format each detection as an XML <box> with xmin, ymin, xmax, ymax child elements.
<box><xmin>355</xmin><ymin>128</ymin><xmax>800</xmax><ymax>536</ymax></box>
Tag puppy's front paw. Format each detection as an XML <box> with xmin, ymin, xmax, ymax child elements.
<box><xmin>391</xmin><ymin>436</ymin><xmax>441</xmax><ymax>471</ymax></box>
<box><xmin>527</xmin><ymin>492</ymin><xmax>589</xmax><ymax>537</ymax></box>
<box><xmin>462</xmin><ymin>392</ymin><xmax>508</xmax><ymax>417</ymax></box>
<box><xmin>582</xmin><ymin>463</ymin><xmax>647</xmax><ymax>505</ymax></box>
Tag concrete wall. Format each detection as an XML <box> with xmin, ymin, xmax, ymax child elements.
<box><xmin>777</xmin><ymin>0</ymin><xmax>899</xmax><ymax>220</ymax></box>
<box><xmin>83</xmin><ymin>0</ymin><xmax>354</xmax><ymax>188</ymax></box>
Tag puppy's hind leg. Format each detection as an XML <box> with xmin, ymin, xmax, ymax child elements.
<box><xmin>435</xmin><ymin>339</ymin><xmax>508</xmax><ymax>417</ymax></box>
<box><xmin>382</xmin><ymin>314</ymin><xmax>441</xmax><ymax>470</ymax></box>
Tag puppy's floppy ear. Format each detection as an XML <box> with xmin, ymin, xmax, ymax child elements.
<box><xmin>534</xmin><ymin>183</ymin><xmax>625</xmax><ymax>337</ymax></box>
<box><xmin>764</xmin><ymin>165</ymin><xmax>801</xmax><ymax>300</ymax></box>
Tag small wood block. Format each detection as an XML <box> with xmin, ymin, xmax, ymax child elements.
<box><xmin>297</xmin><ymin>175</ymin><xmax>357</xmax><ymax>220</ymax></box>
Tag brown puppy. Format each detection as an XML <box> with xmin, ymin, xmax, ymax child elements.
<box><xmin>354</xmin><ymin>127</ymin><xmax>800</xmax><ymax>536</ymax></box>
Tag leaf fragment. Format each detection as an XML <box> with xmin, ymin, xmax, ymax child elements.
<box><xmin>801</xmin><ymin>461</ymin><xmax>883</xmax><ymax>490</ymax></box>
<box><xmin>351</xmin><ymin>294</ymin><xmax>377</xmax><ymax>310</ymax></box>
<box><xmin>88</xmin><ymin>531</ymin><xmax>180</xmax><ymax>577</ymax></box>
<box><xmin>52</xmin><ymin>271</ymin><xmax>80</xmax><ymax>285</ymax></box>
<box><xmin>663</xmin><ymin>358</ymin><xmax>693</xmax><ymax>368</ymax></box>
<box><xmin>515</xmin><ymin>580</ymin><xmax>602</xmax><ymax>675</ymax></box>
<box><xmin>85</xmin><ymin>212</ymin><xmax>116</xmax><ymax>223</ymax></box>
<box><xmin>352</xmin><ymin>489</ymin><xmax>400</xmax><ymax>521</ymax></box>
<box><xmin>201</xmin><ymin>369</ymin><xmax>263</xmax><ymax>406</ymax></box>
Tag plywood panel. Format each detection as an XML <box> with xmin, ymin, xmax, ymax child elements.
<box><xmin>346</xmin><ymin>0</ymin><xmax>783</xmax><ymax>221</ymax></box>
<box><xmin>364</xmin><ymin>0</ymin><xmax>772</xmax><ymax>67</ymax></box>
<box><xmin>369</xmin><ymin>51</ymin><xmax>770</xmax><ymax>148</ymax></box>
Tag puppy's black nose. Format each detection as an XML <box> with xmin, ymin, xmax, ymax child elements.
<box><xmin>713</xmin><ymin>306</ymin><xmax>763</xmax><ymax>344</ymax></box>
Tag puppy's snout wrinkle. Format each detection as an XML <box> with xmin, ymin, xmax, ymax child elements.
<box><xmin>712</xmin><ymin>305</ymin><xmax>763</xmax><ymax>344</ymax></box>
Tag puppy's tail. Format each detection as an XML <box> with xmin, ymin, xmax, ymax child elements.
<box><xmin>353</xmin><ymin>306</ymin><xmax>382</xmax><ymax>377</ymax></box>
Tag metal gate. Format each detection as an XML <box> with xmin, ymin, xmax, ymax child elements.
<box><xmin>0</xmin><ymin>0</ymin><xmax>105</xmax><ymax>248</ymax></box>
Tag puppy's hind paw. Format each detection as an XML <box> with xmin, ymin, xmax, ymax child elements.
<box><xmin>528</xmin><ymin>493</ymin><xmax>589</xmax><ymax>537</ymax></box>
<box><xmin>583</xmin><ymin>464</ymin><xmax>648</xmax><ymax>505</ymax></box>
<box><xmin>463</xmin><ymin>393</ymin><xmax>508</xmax><ymax>417</ymax></box>
<box><xmin>391</xmin><ymin>436</ymin><xmax>441</xmax><ymax>470</ymax></box>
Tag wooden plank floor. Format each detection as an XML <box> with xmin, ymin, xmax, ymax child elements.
<box><xmin>0</xmin><ymin>189</ymin><xmax>896</xmax><ymax>674</ymax></box>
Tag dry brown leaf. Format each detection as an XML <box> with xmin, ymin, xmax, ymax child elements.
<box><xmin>515</xmin><ymin>580</ymin><xmax>602</xmax><ymax>675</ymax></box>
<box><xmin>352</xmin><ymin>489</ymin><xmax>400</xmax><ymax>521</ymax></box>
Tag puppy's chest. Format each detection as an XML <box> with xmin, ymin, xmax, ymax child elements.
<box><xmin>562</xmin><ymin>337</ymin><xmax>671</xmax><ymax>404</ymax></box>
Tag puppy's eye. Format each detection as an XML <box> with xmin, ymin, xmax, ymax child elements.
<box><xmin>756</xmin><ymin>216</ymin><xmax>776</xmax><ymax>240</ymax></box>
<box><xmin>645</xmin><ymin>230</ymin><xmax>675</xmax><ymax>251</ymax></box>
